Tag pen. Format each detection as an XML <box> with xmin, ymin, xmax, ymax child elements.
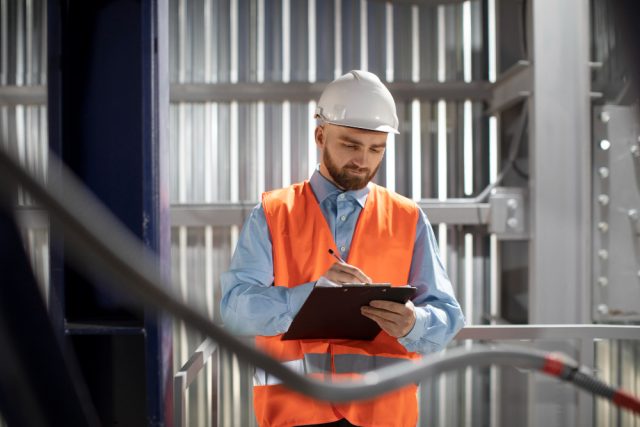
<box><xmin>328</xmin><ymin>248</ymin><xmax>346</xmax><ymax>264</ymax></box>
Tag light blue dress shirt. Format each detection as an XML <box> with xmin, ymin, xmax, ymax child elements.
<box><xmin>220</xmin><ymin>170</ymin><xmax>465</xmax><ymax>354</ymax></box>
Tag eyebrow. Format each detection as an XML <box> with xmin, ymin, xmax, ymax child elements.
<box><xmin>340</xmin><ymin>135</ymin><xmax>387</xmax><ymax>149</ymax></box>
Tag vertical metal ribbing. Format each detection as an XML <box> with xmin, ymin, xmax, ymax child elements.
<box><xmin>257</xmin><ymin>101</ymin><xmax>266</xmax><ymax>193</ymax></box>
<box><xmin>462</xmin><ymin>1</ymin><xmax>472</xmax><ymax>83</ymax></box>
<box><xmin>384</xmin><ymin>2</ymin><xmax>394</xmax><ymax>192</ymax></box>
<box><xmin>26</xmin><ymin>0</ymin><xmax>33</xmax><ymax>86</ymax></box>
<box><xmin>257</xmin><ymin>0</ymin><xmax>265</xmax><ymax>194</ymax></box>
<box><xmin>0</xmin><ymin>0</ymin><xmax>7</xmax><ymax>85</ymax></box>
<box><xmin>16</xmin><ymin>105</ymin><xmax>25</xmax><ymax>204</ymax></box>
<box><xmin>487</xmin><ymin>0</ymin><xmax>497</xmax><ymax>83</ymax></box>
<box><xmin>463</xmin><ymin>100</ymin><xmax>473</xmax><ymax>196</ymax></box>
<box><xmin>228</xmin><ymin>0</ymin><xmax>239</xmax><ymax>248</ymax></box>
<box><xmin>308</xmin><ymin>0</ymin><xmax>317</xmax><ymax>179</ymax></box>
<box><xmin>229</xmin><ymin>102</ymin><xmax>239</xmax><ymax>253</ymax></box>
<box><xmin>282</xmin><ymin>0</ymin><xmax>290</xmax><ymax>83</ymax></box>
<box><xmin>463</xmin><ymin>232</ymin><xmax>474</xmax><ymax>427</ymax></box>
<box><xmin>360</xmin><ymin>0</ymin><xmax>367</xmax><ymax>71</ymax></box>
<box><xmin>410</xmin><ymin>5</ymin><xmax>420</xmax><ymax>201</ymax></box>
<box><xmin>40</xmin><ymin>105</ymin><xmax>47</xmax><ymax>179</ymax></box>
<box><xmin>462</xmin><ymin>1</ymin><xmax>473</xmax><ymax>197</ymax></box>
<box><xmin>178</xmin><ymin>0</ymin><xmax>187</xmax><ymax>83</ymax></box>
<box><xmin>231</xmin><ymin>352</ymin><xmax>241</xmax><ymax>427</ymax></box>
<box><xmin>308</xmin><ymin>100</ymin><xmax>317</xmax><ymax>177</ymax></box>
<box><xmin>230</xmin><ymin>0</ymin><xmax>238</xmax><ymax>84</ymax></box>
<box><xmin>411</xmin><ymin>100</ymin><xmax>421</xmax><ymax>201</ymax></box>
<box><xmin>281</xmin><ymin>0</ymin><xmax>291</xmax><ymax>190</ymax></box>
<box><xmin>281</xmin><ymin>100</ymin><xmax>291</xmax><ymax>187</ymax></box>
<box><xmin>385</xmin><ymin>2</ymin><xmax>393</xmax><ymax>82</ymax></box>
<box><xmin>411</xmin><ymin>5</ymin><xmax>419</xmax><ymax>83</ymax></box>
<box><xmin>204</xmin><ymin>0</ymin><xmax>212</xmax><ymax>83</ymax></box>
<box><xmin>386</xmin><ymin>132</ymin><xmax>395</xmax><ymax>192</ymax></box>
<box><xmin>15</xmin><ymin>0</ymin><xmax>24</xmax><ymax>85</ymax></box>
<box><xmin>308</xmin><ymin>0</ymin><xmax>316</xmax><ymax>83</ymax></box>
<box><xmin>437</xmin><ymin>100</ymin><xmax>447</xmax><ymax>203</ymax></box>
<box><xmin>334</xmin><ymin>0</ymin><xmax>342</xmax><ymax>79</ymax></box>
<box><xmin>257</xmin><ymin>0</ymin><xmax>265</xmax><ymax>83</ymax></box>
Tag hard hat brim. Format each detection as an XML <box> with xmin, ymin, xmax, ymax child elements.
<box><xmin>321</xmin><ymin>119</ymin><xmax>400</xmax><ymax>135</ymax></box>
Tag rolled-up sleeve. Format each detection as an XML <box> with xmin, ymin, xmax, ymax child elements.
<box><xmin>398</xmin><ymin>209</ymin><xmax>466</xmax><ymax>354</ymax></box>
<box><xmin>220</xmin><ymin>204</ymin><xmax>314</xmax><ymax>336</ymax></box>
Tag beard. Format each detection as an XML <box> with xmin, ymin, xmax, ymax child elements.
<box><xmin>323</xmin><ymin>148</ymin><xmax>381</xmax><ymax>191</ymax></box>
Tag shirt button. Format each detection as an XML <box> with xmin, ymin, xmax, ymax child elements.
<box><xmin>340</xmin><ymin>246</ymin><xmax>346</xmax><ymax>252</ymax></box>
<box><xmin>338</xmin><ymin>194</ymin><xmax>345</xmax><ymax>200</ymax></box>
<box><xmin>340</xmin><ymin>215</ymin><xmax>347</xmax><ymax>221</ymax></box>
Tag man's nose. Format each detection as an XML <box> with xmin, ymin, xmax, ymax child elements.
<box><xmin>351</xmin><ymin>150</ymin><xmax>367</xmax><ymax>167</ymax></box>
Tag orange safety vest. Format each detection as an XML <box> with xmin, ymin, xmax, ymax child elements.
<box><xmin>255</xmin><ymin>181</ymin><xmax>420</xmax><ymax>427</ymax></box>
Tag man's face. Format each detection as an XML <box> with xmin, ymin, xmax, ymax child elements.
<box><xmin>315</xmin><ymin>124</ymin><xmax>387</xmax><ymax>191</ymax></box>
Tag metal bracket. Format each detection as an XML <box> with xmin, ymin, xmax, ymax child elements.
<box><xmin>488</xmin><ymin>187</ymin><xmax>528</xmax><ymax>240</ymax></box>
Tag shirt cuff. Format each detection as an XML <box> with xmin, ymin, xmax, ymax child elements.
<box><xmin>288</xmin><ymin>282</ymin><xmax>316</xmax><ymax>316</ymax></box>
<box><xmin>398</xmin><ymin>306</ymin><xmax>429</xmax><ymax>346</ymax></box>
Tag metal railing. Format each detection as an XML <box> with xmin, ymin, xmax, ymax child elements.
<box><xmin>174</xmin><ymin>324</ymin><xmax>640</xmax><ymax>427</ymax></box>
<box><xmin>1</xmin><ymin>144</ymin><xmax>639</xmax><ymax>426</ymax></box>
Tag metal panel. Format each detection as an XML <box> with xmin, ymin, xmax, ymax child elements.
<box><xmin>592</xmin><ymin>105</ymin><xmax>640</xmax><ymax>322</ymax></box>
<box><xmin>528</xmin><ymin>0</ymin><xmax>591</xmax><ymax>325</ymax></box>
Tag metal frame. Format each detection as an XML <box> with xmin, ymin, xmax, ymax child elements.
<box><xmin>15</xmin><ymin>201</ymin><xmax>492</xmax><ymax>228</ymax></box>
<box><xmin>0</xmin><ymin>81</ymin><xmax>492</xmax><ymax>106</ymax></box>
<box><xmin>487</xmin><ymin>60</ymin><xmax>530</xmax><ymax>114</ymax></box>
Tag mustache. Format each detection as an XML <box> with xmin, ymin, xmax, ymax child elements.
<box><xmin>344</xmin><ymin>165</ymin><xmax>369</xmax><ymax>173</ymax></box>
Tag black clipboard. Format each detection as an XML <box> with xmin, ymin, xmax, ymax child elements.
<box><xmin>282</xmin><ymin>285</ymin><xmax>417</xmax><ymax>341</ymax></box>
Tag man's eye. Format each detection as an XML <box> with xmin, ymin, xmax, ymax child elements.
<box><xmin>345</xmin><ymin>144</ymin><xmax>358</xmax><ymax>150</ymax></box>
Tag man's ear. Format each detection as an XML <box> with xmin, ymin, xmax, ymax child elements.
<box><xmin>314</xmin><ymin>125</ymin><xmax>325</xmax><ymax>148</ymax></box>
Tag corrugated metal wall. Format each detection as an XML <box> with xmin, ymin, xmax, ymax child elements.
<box><xmin>0</xmin><ymin>0</ymin><xmax>49</xmax><ymax>306</ymax></box>
<box><xmin>167</xmin><ymin>0</ymin><xmax>492</xmax><ymax>425</ymax></box>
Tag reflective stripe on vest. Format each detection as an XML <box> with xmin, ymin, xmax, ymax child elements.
<box><xmin>254</xmin><ymin>354</ymin><xmax>409</xmax><ymax>385</ymax></box>
<box><xmin>254</xmin><ymin>353</ymin><xmax>332</xmax><ymax>386</ymax></box>
<box><xmin>333</xmin><ymin>354</ymin><xmax>408</xmax><ymax>374</ymax></box>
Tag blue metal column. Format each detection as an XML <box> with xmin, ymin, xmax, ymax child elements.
<box><xmin>47</xmin><ymin>0</ymin><xmax>171</xmax><ymax>425</ymax></box>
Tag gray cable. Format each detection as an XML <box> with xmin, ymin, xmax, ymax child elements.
<box><xmin>0</xmin><ymin>143</ymin><xmax>633</xmax><ymax>409</ymax></box>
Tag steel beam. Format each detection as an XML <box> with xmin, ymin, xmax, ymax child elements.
<box><xmin>170</xmin><ymin>81</ymin><xmax>493</xmax><ymax>103</ymax></box>
<box><xmin>0</xmin><ymin>86</ymin><xmax>47</xmax><ymax>106</ymax></box>
<box><xmin>455</xmin><ymin>324</ymin><xmax>640</xmax><ymax>341</ymax></box>
<box><xmin>2</xmin><ymin>81</ymin><xmax>493</xmax><ymax>106</ymax></box>
<box><xmin>169</xmin><ymin>201</ymin><xmax>491</xmax><ymax>226</ymax></box>
<box><xmin>488</xmin><ymin>60</ymin><xmax>531</xmax><ymax>114</ymax></box>
<box><xmin>527</xmin><ymin>2</ymin><xmax>592</xmax><ymax>427</ymax></box>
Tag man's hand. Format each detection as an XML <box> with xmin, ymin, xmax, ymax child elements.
<box><xmin>360</xmin><ymin>300</ymin><xmax>416</xmax><ymax>338</ymax></box>
<box><xmin>324</xmin><ymin>262</ymin><xmax>372</xmax><ymax>284</ymax></box>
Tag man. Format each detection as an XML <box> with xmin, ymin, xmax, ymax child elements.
<box><xmin>221</xmin><ymin>70</ymin><xmax>465</xmax><ymax>427</ymax></box>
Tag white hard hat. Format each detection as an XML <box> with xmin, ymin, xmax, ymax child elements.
<box><xmin>315</xmin><ymin>70</ymin><xmax>399</xmax><ymax>134</ymax></box>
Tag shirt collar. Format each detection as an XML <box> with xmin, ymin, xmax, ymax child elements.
<box><xmin>309</xmin><ymin>168</ymin><xmax>370</xmax><ymax>208</ymax></box>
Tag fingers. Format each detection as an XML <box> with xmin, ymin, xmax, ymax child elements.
<box><xmin>325</xmin><ymin>262</ymin><xmax>372</xmax><ymax>284</ymax></box>
<box><xmin>361</xmin><ymin>300</ymin><xmax>416</xmax><ymax>338</ymax></box>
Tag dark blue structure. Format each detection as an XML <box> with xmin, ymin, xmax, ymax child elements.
<box><xmin>47</xmin><ymin>0</ymin><xmax>171</xmax><ymax>424</ymax></box>
<box><xmin>0</xmin><ymin>201</ymin><xmax>100</xmax><ymax>426</ymax></box>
